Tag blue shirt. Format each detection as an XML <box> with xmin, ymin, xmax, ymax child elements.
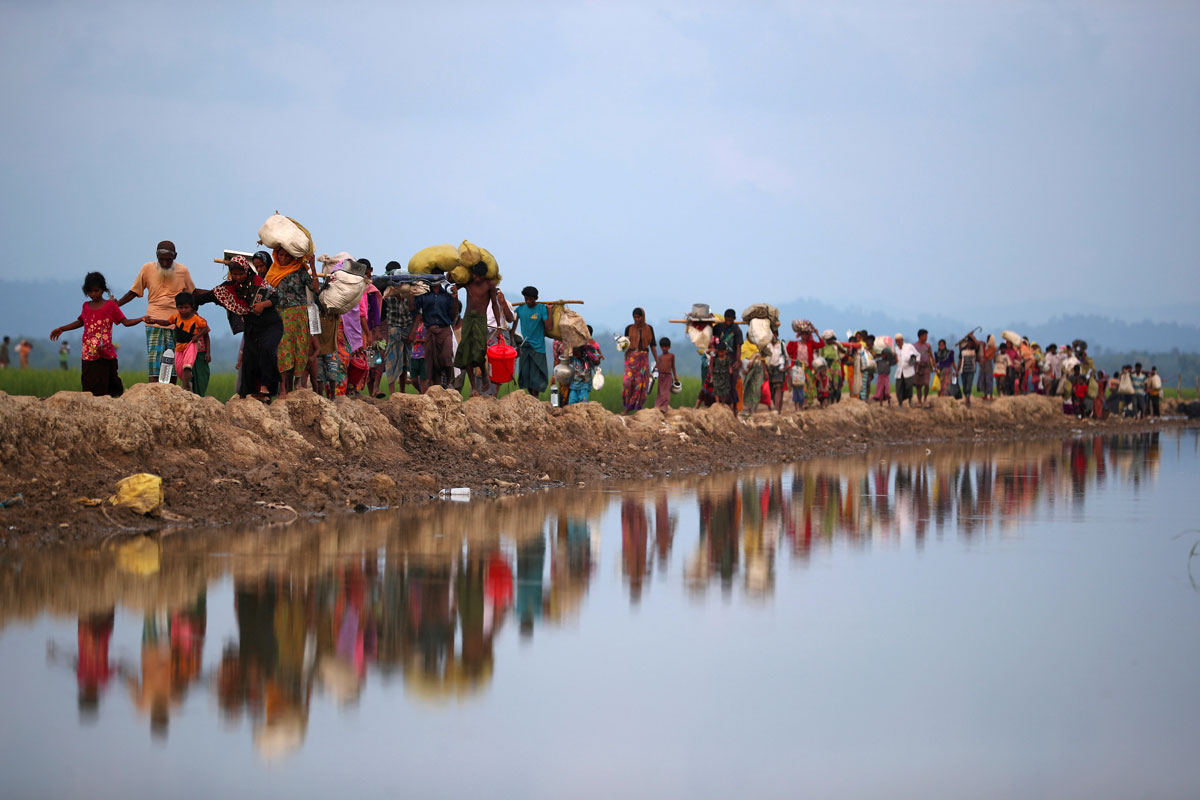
<box><xmin>516</xmin><ymin>303</ymin><xmax>549</xmax><ymax>354</ymax></box>
<box><xmin>413</xmin><ymin>288</ymin><xmax>457</xmax><ymax>328</ymax></box>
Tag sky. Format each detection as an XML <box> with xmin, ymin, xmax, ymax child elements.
<box><xmin>2</xmin><ymin>0</ymin><xmax>1198</xmax><ymax>329</ymax></box>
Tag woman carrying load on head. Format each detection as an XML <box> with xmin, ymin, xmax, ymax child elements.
<box><xmin>196</xmin><ymin>255</ymin><xmax>282</xmax><ymax>400</ymax></box>
<box><xmin>622</xmin><ymin>307</ymin><xmax>658</xmax><ymax>414</ymax></box>
<box><xmin>263</xmin><ymin>242</ymin><xmax>317</xmax><ymax>400</ymax></box>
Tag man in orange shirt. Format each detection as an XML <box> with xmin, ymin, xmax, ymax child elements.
<box><xmin>117</xmin><ymin>240</ymin><xmax>195</xmax><ymax>382</ymax></box>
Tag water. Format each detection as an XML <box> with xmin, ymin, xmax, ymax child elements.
<box><xmin>2</xmin><ymin>431</ymin><xmax>1198</xmax><ymax>798</ymax></box>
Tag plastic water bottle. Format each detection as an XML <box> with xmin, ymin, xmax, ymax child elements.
<box><xmin>158</xmin><ymin>348</ymin><xmax>175</xmax><ymax>383</ymax></box>
<box><xmin>307</xmin><ymin>303</ymin><xmax>322</xmax><ymax>335</ymax></box>
<box><xmin>550</xmin><ymin>383</ymin><xmax>560</xmax><ymax>408</ymax></box>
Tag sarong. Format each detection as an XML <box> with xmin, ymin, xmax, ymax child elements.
<box><xmin>145</xmin><ymin>326</ymin><xmax>174</xmax><ymax>379</ymax></box>
<box><xmin>385</xmin><ymin>326</ymin><xmax>412</xmax><ymax>382</ymax></box>
<box><xmin>454</xmin><ymin>310</ymin><xmax>487</xmax><ymax>369</ymax></box>
<box><xmin>622</xmin><ymin>350</ymin><xmax>651</xmax><ymax>412</ymax></box>
<box><xmin>517</xmin><ymin>340</ymin><xmax>548</xmax><ymax>394</ymax></box>
<box><xmin>426</xmin><ymin>324</ymin><xmax>454</xmax><ymax>385</ymax></box>
<box><xmin>277</xmin><ymin>306</ymin><xmax>310</xmax><ymax>373</ymax></box>
<box><xmin>654</xmin><ymin>370</ymin><xmax>673</xmax><ymax>410</ymax></box>
<box><xmin>742</xmin><ymin>362</ymin><xmax>764</xmax><ymax>414</ymax></box>
<box><xmin>873</xmin><ymin>372</ymin><xmax>891</xmax><ymax>402</ymax></box>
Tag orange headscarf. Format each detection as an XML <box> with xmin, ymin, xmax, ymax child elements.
<box><xmin>264</xmin><ymin>248</ymin><xmax>306</xmax><ymax>287</ymax></box>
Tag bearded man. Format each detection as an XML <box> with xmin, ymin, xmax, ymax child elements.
<box><xmin>117</xmin><ymin>240</ymin><xmax>195</xmax><ymax>382</ymax></box>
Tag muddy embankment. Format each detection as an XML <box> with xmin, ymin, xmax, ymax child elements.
<box><xmin>0</xmin><ymin>384</ymin><xmax>1192</xmax><ymax>544</ymax></box>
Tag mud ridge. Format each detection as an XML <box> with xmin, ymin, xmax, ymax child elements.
<box><xmin>0</xmin><ymin>384</ymin><xmax>1191</xmax><ymax>544</ymax></box>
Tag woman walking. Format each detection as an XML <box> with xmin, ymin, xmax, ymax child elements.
<box><xmin>621</xmin><ymin>308</ymin><xmax>658</xmax><ymax>414</ymax></box>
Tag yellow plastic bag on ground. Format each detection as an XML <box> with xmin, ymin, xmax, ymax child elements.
<box><xmin>108</xmin><ymin>473</ymin><xmax>164</xmax><ymax>515</ymax></box>
<box><xmin>409</xmin><ymin>244</ymin><xmax>461</xmax><ymax>275</ymax></box>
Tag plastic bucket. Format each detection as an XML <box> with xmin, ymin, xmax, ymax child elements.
<box><xmin>487</xmin><ymin>338</ymin><xmax>517</xmax><ymax>384</ymax></box>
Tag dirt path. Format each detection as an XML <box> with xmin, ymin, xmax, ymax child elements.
<box><xmin>0</xmin><ymin>384</ymin><xmax>1192</xmax><ymax>545</ymax></box>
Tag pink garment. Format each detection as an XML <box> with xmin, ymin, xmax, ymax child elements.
<box><xmin>175</xmin><ymin>341</ymin><xmax>198</xmax><ymax>370</ymax></box>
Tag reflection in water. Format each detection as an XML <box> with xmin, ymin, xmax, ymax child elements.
<box><xmin>7</xmin><ymin>432</ymin><xmax>1174</xmax><ymax>761</ymax></box>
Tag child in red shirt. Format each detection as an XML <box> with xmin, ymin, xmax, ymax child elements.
<box><xmin>50</xmin><ymin>272</ymin><xmax>145</xmax><ymax>396</ymax></box>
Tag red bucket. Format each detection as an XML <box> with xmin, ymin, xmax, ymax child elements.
<box><xmin>347</xmin><ymin>354</ymin><xmax>369</xmax><ymax>389</ymax></box>
<box><xmin>487</xmin><ymin>337</ymin><xmax>517</xmax><ymax>384</ymax></box>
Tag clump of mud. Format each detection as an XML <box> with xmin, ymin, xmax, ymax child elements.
<box><xmin>0</xmin><ymin>386</ymin><xmax>1184</xmax><ymax>543</ymax></box>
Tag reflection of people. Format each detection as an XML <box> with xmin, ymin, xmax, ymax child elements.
<box><xmin>76</xmin><ymin>610</ymin><xmax>116</xmax><ymax>722</ymax></box>
<box><xmin>516</xmin><ymin>534</ymin><xmax>547</xmax><ymax>637</ymax></box>
<box><xmin>621</xmin><ymin>499</ymin><xmax>650</xmax><ymax>603</ymax></box>
<box><xmin>126</xmin><ymin>611</ymin><xmax>175</xmax><ymax>740</ymax></box>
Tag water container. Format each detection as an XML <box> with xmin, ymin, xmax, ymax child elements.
<box><xmin>307</xmin><ymin>303</ymin><xmax>322</xmax><ymax>335</ymax></box>
<box><xmin>487</xmin><ymin>337</ymin><xmax>517</xmax><ymax>384</ymax></box>
<box><xmin>158</xmin><ymin>348</ymin><xmax>175</xmax><ymax>383</ymax></box>
<box><xmin>550</xmin><ymin>383</ymin><xmax>560</xmax><ymax>408</ymax></box>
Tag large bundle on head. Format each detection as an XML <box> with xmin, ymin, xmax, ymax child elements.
<box><xmin>316</xmin><ymin>254</ymin><xmax>368</xmax><ymax>315</ymax></box>
<box><xmin>743</xmin><ymin>303</ymin><xmax>779</xmax><ymax>348</ymax></box>
<box><xmin>442</xmin><ymin>241</ymin><xmax>501</xmax><ymax>286</ymax></box>
<box><xmin>686</xmin><ymin>303</ymin><xmax>714</xmax><ymax>354</ymax></box>
<box><xmin>792</xmin><ymin>319</ymin><xmax>815</xmax><ymax>335</ymax></box>
<box><xmin>1001</xmin><ymin>330</ymin><xmax>1021</xmax><ymax>346</ymax></box>
<box><xmin>258</xmin><ymin>214</ymin><xmax>314</xmax><ymax>258</ymax></box>
<box><xmin>409</xmin><ymin>244</ymin><xmax>461</xmax><ymax>277</ymax></box>
<box><xmin>545</xmin><ymin>304</ymin><xmax>590</xmax><ymax>350</ymax></box>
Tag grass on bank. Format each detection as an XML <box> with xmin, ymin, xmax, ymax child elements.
<box><xmin>4</xmin><ymin>368</ymin><xmax>1197</xmax><ymax>413</ymax></box>
<box><xmin>0</xmin><ymin>368</ymin><xmax>705</xmax><ymax>414</ymax></box>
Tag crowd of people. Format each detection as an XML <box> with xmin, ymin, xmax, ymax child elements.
<box><xmin>24</xmin><ymin>239</ymin><xmax>1168</xmax><ymax>422</ymax></box>
<box><xmin>677</xmin><ymin>312</ymin><xmax>1165</xmax><ymax>420</ymax></box>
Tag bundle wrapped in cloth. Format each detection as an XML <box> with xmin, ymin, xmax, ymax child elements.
<box><xmin>1002</xmin><ymin>330</ymin><xmax>1022</xmax><ymax>346</ymax></box>
<box><xmin>685</xmin><ymin>303</ymin><xmax>715</xmax><ymax>354</ymax></box>
<box><xmin>545</xmin><ymin>303</ymin><xmax>590</xmax><ymax>350</ymax></box>
<box><xmin>743</xmin><ymin>303</ymin><xmax>779</xmax><ymax>348</ymax></box>
<box><xmin>792</xmin><ymin>319</ymin><xmax>815</xmax><ymax>335</ymax></box>
<box><xmin>315</xmin><ymin>252</ymin><xmax>368</xmax><ymax>315</ymax></box>
<box><xmin>258</xmin><ymin>214</ymin><xmax>314</xmax><ymax>259</ymax></box>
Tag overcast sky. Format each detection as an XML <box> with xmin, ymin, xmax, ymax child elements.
<box><xmin>2</xmin><ymin>1</ymin><xmax>1197</xmax><ymax>327</ymax></box>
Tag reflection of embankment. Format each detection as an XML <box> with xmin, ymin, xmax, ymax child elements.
<box><xmin>0</xmin><ymin>488</ymin><xmax>610</xmax><ymax>629</ymax></box>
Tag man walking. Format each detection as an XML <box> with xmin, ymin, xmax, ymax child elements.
<box><xmin>411</xmin><ymin>278</ymin><xmax>460</xmax><ymax>390</ymax></box>
<box><xmin>515</xmin><ymin>286</ymin><xmax>550</xmax><ymax>397</ymax></box>
<box><xmin>116</xmin><ymin>240</ymin><xmax>194</xmax><ymax>382</ymax></box>
<box><xmin>894</xmin><ymin>333</ymin><xmax>919</xmax><ymax>408</ymax></box>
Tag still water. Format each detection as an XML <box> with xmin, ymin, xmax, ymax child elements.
<box><xmin>1</xmin><ymin>431</ymin><xmax>1198</xmax><ymax>798</ymax></box>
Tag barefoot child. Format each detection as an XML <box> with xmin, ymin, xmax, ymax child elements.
<box><xmin>654</xmin><ymin>337</ymin><xmax>675</xmax><ymax>411</ymax></box>
<box><xmin>50</xmin><ymin>271</ymin><xmax>145</xmax><ymax>396</ymax></box>
<box><xmin>147</xmin><ymin>292</ymin><xmax>209</xmax><ymax>392</ymax></box>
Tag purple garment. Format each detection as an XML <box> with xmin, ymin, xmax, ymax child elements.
<box><xmin>342</xmin><ymin>307</ymin><xmax>363</xmax><ymax>352</ymax></box>
<box><xmin>367</xmin><ymin>290</ymin><xmax>382</xmax><ymax>329</ymax></box>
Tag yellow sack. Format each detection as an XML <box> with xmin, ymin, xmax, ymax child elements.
<box><xmin>931</xmin><ymin>372</ymin><xmax>942</xmax><ymax>394</ymax></box>
<box><xmin>545</xmin><ymin>303</ymin><xmax>565</xmax><ymax>340</ymax></box>
<box><xmin>741</xmin><ymin>341</ymin><xmax>759</xmax><ymax>360</ymax></box>
<box><xmin>448</xmin><ymin>264</ymin><xmax>471</xmax><ymax>286</ymax></box>
<box><xmin>478</xmin><ymin>247</ymin><xmax>499</xmax><ymax>281</ymax></box>
<box><xmin>458</xmin><ymin>240</ymin><xmax>482</xmax><ymax>266</ymax></box>
<box><xmin>409</xmin><ymin>244</ymin><xmax>461</xmax><ymax>275</ymax></box>
<box><xmin>108</xmin><ymin>473</ymin><xmax>164</xmax><ymax>515</ymax></box>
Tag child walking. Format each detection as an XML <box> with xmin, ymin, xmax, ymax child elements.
<box><xmin>50</xmin><ymin>272</ymin><xmax>145</xmax><ymax>397</ymax></box>
<box><xmin>654</xmin><ymin>337</ymin><xmax>675</xmax><ymax>411</ymax></box>
<box><xmin>147</xmin><ymin>292</ymin><xmax>209</xmax><ymax>393</ymax></box>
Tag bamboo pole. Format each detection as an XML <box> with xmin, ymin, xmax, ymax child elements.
<box><xmin>669</xmin><ymin>318</ymin><xmax>745</xmax><ymax>325</ymax></box>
